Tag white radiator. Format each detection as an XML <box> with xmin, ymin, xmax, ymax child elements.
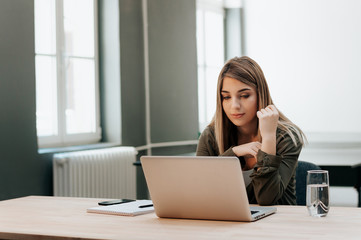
<box><xmin>53</xmin><ymin>147</ymin><xmax>137</xmax><ymax>199</ymax></box>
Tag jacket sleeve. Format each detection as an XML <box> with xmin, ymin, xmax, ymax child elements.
<box><xmin>196</xmin><ymin>126</ymin><xmax>245</xmax><ymax>165</ymax></box>
<box><xmin>250</xmin><ymin>133</ymin><xmax>302</xmax><ymax>205</ymax></box>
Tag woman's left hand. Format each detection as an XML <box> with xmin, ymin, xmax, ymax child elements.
<box><xmin>257</xmin><ymin>105</ymin><xmax>279</xmax><ymax>139</ymax></box>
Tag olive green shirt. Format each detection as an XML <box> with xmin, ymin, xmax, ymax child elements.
<box><xmin>196</xmin><ymin>125</ymin><xmax>302</xmax><ymax>205</ymax></box>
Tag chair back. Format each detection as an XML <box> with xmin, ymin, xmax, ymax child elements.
<box><xmin>295</xmin><ymin>160</ymin><xmax>322</xmax><ymax>205</ymax></box>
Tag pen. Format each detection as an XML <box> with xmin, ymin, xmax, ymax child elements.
<box><xmin>139</xmin><ymin>204</ymin><xmax>153</xmax><ymax>208</ymax></box>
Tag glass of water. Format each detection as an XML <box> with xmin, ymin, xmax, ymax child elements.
<box><xmin>306</xmin><ymin>170</ymin><xmax>329</xmax><ymax>217</ymax></box>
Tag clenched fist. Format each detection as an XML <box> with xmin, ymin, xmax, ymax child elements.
<box><xmin>257</xmin><ymin>105</ymin><xmax>279</xmax><ymax>140</ymax></box>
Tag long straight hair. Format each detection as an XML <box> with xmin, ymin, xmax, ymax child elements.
<box><xmin>210</xmin><ymin>56</ymin><xmax>306</xmax><ymax>154</ymax></box>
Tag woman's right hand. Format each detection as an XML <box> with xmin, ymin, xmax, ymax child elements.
<box><xmin>232</xmin><ymin>141</ymin><xmax>262</xmax><ymax>158</ymax></box>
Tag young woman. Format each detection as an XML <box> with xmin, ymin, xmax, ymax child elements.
<box><xmin>196</xmin><ymin>56</ymin><xmax>305</xmax><ymax>205</ymax></box>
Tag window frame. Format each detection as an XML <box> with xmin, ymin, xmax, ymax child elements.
<box><xmin>35</xmin><ymin>0</ymin><xmax>101</xmax><ymax>148</ymax></box>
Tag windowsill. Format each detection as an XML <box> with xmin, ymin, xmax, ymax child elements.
<box><xmin>38</xmin><ymin>142</ymin><xmax>121</xmax><ymax>155</ymax></box>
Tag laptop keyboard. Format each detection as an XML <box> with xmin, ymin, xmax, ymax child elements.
<box><xmin>251</xmin><ymin>210</ymin><xmax>259</xmax><ymax>215</ymax></box>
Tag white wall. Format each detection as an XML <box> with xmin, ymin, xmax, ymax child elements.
<box><xmin>243</xmin><ymin>0</ymin><xmax>361</xmax><ymax>144</ymax></box>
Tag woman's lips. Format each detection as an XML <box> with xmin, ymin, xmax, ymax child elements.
<box><xmin>231</xmin><ymin>113</ymin><xmax>245</xmax><ymax>119</ymax></box>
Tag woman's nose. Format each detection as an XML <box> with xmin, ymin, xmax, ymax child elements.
<box><xmin>231</xmin><ymin>98</ymin><xmax>241</xmax><ymax>109</ymax></box>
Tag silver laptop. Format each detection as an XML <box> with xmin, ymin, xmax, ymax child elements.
<box><xmin>140</xmin><ymin>156</ymin><xmax>276</xmax><ymax>222</ymax></box>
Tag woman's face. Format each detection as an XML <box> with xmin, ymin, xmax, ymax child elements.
<box><xmin>221</xmin><ymin>77</ymin><xmax>258</xmax><ymax>128</ymax></box>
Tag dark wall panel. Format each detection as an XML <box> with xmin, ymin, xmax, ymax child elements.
<box><xmin>147</xmin><ymin>0</ymin><xmax>198</xmax><ymax>143</ymax></box>
<box><xmin>119</xmin><ymin>0</ymin><xmax>147</xmax><ymax>147</ymax></box>
<box><xmin>0</xmin><ymin>0</ymin><xmax>50</xmax><ymax>200</ymax></box>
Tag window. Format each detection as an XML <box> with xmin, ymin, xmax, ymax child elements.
<box><xmin>196</xmin><ymin>0</ymin><xmax>225</xmax><ymax>132</ymax></box>
<box><xmin>34</xmin><ymin>0</ymin><xmax>101</xmax><ymax>148</ymax></box>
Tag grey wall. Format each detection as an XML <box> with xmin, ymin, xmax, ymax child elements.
<box><xmin>0</xmin><ymin>0</ymin><xmax>51</xmax><ymax>200</ymax></box>
<box><xmin>119</xmin><ymin>0</ymin><xmax>147</xmax><ymax>147</ymax></box>
<box><xmin>100</xmin><ymin>0</ymin><xmax>147</xmax><ymax>147</ymax></box>
<box><xmin>101</xmin><ymin>0</ymin><xmax>198</xmax><ymax>149</ymax></box>
<box><xmin>148</xmin><ymin>0</ymin><xmax>198</xmax><ymax>143</ymax></box>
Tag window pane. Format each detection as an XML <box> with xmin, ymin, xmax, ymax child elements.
<box><xmin>35</xmin><ymin>55</ymin><xmax>58</xmax><ymax>136</ymax></box>
<box><xmin>204</xmin><ymin>11</ymin><xmax>224</xmax><ymax>66</ymax></box>
<box><xmin>205</xmin><ymin>67</ymin><xmax>218</xmax><ymax>121</ymax></box>
<box><xmin>63</xmin><ymin>0</ymin><xmax>94</xmax><ymax>57</ymax></box>
<box><xmin>65</xmin><ymin>58</ymin><xmax>96</xmax><ymax>134</ymax></box>
<box><xmin>197</xmin><ymin>6</ymin><xmax>225</xmax><ymax>130</ymax></box>
<box><xmin>196</xmin><ymin>10</ymin><xmax>205</xmax><ymax>65</ymax></box>
<box><xmin>34</xmin><ymin>0</ymin><xmax>56</xmax><ymax>54</ymax></box>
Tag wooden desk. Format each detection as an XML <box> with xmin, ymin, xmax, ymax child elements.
<box><xmin>1</xmin><ymin>196</ymin><xmax>361</xmax><ymax>240</ymax></box>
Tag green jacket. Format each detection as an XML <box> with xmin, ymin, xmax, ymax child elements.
<box><xmin>196</xmin><ymin>125</ymin><xmax>302</xmax><ymax>205</ymax></box>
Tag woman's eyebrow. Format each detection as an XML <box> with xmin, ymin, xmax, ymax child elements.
<box><xmin>221</xmin><ymin>88</ymin><xmax>251</xmax><ymax>93</ymax></box>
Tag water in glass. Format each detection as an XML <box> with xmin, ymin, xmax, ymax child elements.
<box><xmin>306</xmin><ymin>183</ymin><xmax>329</xmax><ymax>217</ymax></box>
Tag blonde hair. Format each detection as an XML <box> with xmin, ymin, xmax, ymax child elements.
<box><xmin>210</xmin><ymin>56</ymin><xmax>306</xmax><ymax>154</ymax></box>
